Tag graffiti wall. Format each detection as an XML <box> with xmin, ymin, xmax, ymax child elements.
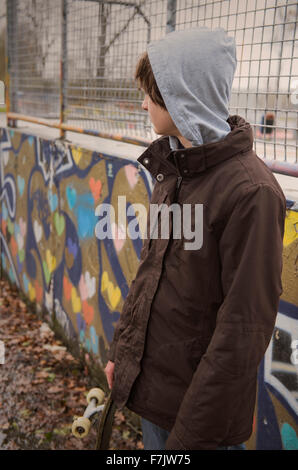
<box><xmin>0</xmin><ymin>127</ymin><xmax>153</xmax><ymax>365</ymax></box>
<box><xmin>0</xmin><ymin>127</ymin><xmax>297</xmax><ymax>449</ymax></box>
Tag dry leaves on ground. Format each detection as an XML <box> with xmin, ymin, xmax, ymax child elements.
<box><xmin>0</xmin><ymin>278</ymin><xmax>144</xmax><ymax>450</ymax></box>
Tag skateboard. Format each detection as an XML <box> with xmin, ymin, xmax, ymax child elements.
<box><xmin>72</xmin><ymin>387</ymin><xmax>116</xmax><ymax>449</ymax></box>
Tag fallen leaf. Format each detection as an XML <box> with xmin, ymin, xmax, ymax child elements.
<box><xmin>35</xmin><ymin>371</ymin><xmax>50</xmax><ymax>379</ymax></box>
<box><xmin>122</xmin><ymin>430</ymin><xmax>130</xmax><ymax>439</ymax></box>
<box><xmin>43</xmin><ymin>345</ymin><xmax>67</xmax><ymax>352</ymax></box>
<box><xmin>47</xmin><ymin>386</ymin><xmax>64</xmax><ymax>394</ymax></box>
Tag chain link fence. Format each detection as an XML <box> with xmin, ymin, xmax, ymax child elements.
<box><xmin>5</xmin><ymin>0</ymin><xmax>298</xmax><ymax>172</ymax></box>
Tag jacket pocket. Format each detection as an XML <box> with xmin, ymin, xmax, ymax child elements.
<box><xmin>153</xmin><ymin>337</ymin><xmax>203</xmax><ymax>385</ymax></box>
<box><xmin>208</xmin><ymin>324</ymin><xmax>267</xmax><ymax>378</ymax></box>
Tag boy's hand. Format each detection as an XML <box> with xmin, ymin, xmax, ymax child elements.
<box><xmin>104</xmin><ymin>360</ymin><xmax>115</xmax><ymax>390</ymax></box>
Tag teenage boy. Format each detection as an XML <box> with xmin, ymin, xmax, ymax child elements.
<box><xmin>104</xmin><ymin>27</ymin><xmax>286</xmax><ymax>450</ymax></box>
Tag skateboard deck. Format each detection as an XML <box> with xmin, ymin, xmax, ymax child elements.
<box><xmin>95</xmin><ymin>393</ymin><xmax>116</xmax><ymax>450</ymax></box>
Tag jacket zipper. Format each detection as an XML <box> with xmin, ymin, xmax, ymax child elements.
<box><xmin>175</xmin><ymin>176</ymin><xmax>183</xmax><ymax>202</ymax></box>
<box><xmin>173</xmin><ymin>150</ymin><xmax>183</xmax><ymax>203</ymax></box>
<box><xmin>149</xmin><ymin>175</ymin><xmax>183</xmax><ymax>251</ymax></box>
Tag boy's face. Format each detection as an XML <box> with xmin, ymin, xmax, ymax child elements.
<box><xmin>142</xmin><ymin>93</ymin><xmax>178</xmax><ymax>136</ymax></box>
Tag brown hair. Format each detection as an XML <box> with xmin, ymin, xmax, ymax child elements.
<box><xmin>134</xmin><ymin>51</ymin><xmax>166</xmax><ymax>109</ymax></box>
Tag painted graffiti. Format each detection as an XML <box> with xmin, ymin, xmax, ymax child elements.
<box><xmin>0</xmin><ymin>127</ymin><xmax>297</xmax><ymax>449</ymax></box>
<box><xmin>0</xmin><ymin>128</ymin><xmax>152</xmax><ymax>365</ymax></box>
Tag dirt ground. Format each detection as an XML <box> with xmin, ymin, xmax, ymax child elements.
<box><xmin>0</xmin><ymin>278</ymin><xmax>144</xmax><ymax>450</ymax></box>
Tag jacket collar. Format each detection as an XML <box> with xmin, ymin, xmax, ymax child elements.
<box><xmin>137</xmin><ymin>115</ymin><xmax>253</xmax><ymax>179</ymax></box>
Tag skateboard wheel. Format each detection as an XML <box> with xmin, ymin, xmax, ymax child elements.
<box><xmin>72</xmin><ymin>417</ymin><xmax>91</xmax><ymax>438</ymax></box>
<box><xmin>86</xmin><ymin>387</ymin><xmax>105</xmax><ymax>405</ymax></box>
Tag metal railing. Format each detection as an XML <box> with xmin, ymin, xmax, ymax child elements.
<box><xmin>5</xmin><ymin>0</ymin><xmax>298</xmax><ymax>175</ymax></box>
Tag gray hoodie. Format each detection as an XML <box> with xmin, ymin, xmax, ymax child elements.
<box><xmin>147</xmin><ymin>27</ymin><xmax>237</xmax><ymax>148</ymax></box>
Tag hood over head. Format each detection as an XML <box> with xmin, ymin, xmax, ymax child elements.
<box><xmin>147</xmin><ymin>27</ymin><xmax>237</xmax><ymax>147</ymax></box>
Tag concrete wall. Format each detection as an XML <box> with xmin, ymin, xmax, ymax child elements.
<box><xmin>0</xmin><ymin>127</ymin><xmax>297</xmax><ymax>449</ymax></box>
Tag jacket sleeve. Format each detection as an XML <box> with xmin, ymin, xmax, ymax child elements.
<box><xmin>165</xmin><ymin>183</ymin><xmax>286</xmax><ymax>450</ymax></box>
<box><xmin>107</xmin><ymin>279</ymin><xmax>135</xmax><ymax>362</ymax></box>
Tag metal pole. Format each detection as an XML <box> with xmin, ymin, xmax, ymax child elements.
<box><xmin>7</xmin><ymin>111</ymin><xmax>152</xmax><ymax>147</ymax></box>
<box><xmin>166</xmin><ymin>0</ymin><xmax>177</xmax><ymax>34</ymax></box>
<box><xmin>6</xmin><ymin>0</ymin><xmax>17</xmax><ymax>128</ymax></box>
<box><xmin>60</xmin><ymin>0</ymin><xmax>68</xmax><ymax>139</ymax></box>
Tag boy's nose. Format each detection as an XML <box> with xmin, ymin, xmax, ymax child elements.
<box><xmin>142</xmin><ymin>96</ymin><xmax>148</xmax><ymax>110</ymax></box>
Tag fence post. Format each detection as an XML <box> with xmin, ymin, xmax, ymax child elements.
<box><xmin>60</xmin><ymin>0</ymin><xmax>68</xmax><ymax>139</ymax></box>
<box><xmin>6</xmin><ymin>0</ymin><xmax>18</xmax><ymax>128</ymax></box>
<box><xmin>166</xmin><ymin>0</ymin><xmax>177</xmax><ymax>33</ymax></box>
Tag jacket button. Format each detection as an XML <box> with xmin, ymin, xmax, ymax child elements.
<box><xmin>156</xmin><ymin>173</ymin><xmax>164</xmax><ymax>182</ymax></box>
<box><xmin>143</xmin><ymin>157</ymin><xmax>150</xmax><ymax>165</ymax></box>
